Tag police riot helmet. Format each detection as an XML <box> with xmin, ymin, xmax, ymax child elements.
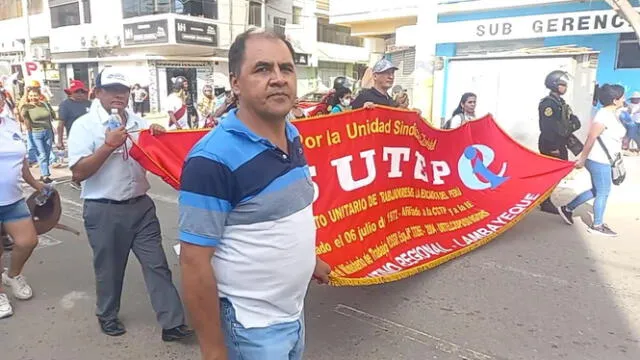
<box><xmin>173</xmin><ymin>76</ymin><xmax>188</xmax><ymax>91</ymax></box>
<box><xmin>545</xmin><ymin>70</ymin><xmax>569</xmax><ymax>92</ymax></box>
<box><xmin>333</xmin><ymin>76</ymin><xmax>351</xmax><ymax>90</ymax></box>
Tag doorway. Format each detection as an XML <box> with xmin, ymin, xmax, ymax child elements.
<box><xmin>165</xmin><ymin>67</ymin><xmax>197</xmax><ymax>98</ymax></box>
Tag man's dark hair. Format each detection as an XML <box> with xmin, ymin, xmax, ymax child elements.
<box><xmin>598</xmin><ymin>84</ymin><xmax>625</xmax><ymax>106</ymax></box>
<box><xmin>228</xmin><ymin>29</ymin><xmax>296</xmax><ymax>76</ymax></box>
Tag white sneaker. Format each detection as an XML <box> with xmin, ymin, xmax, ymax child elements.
<box><xmin>2</xmin><ymin>271</ymin><xmax>33</xmax><ymax>300</ymax></box>
<box><xmin>0</xmin><ymin>293</ymin><xmax>13</xmax><ymax>318</ymax></box>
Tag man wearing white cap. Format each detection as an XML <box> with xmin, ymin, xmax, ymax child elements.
<box><xmin>351</xmin><ymin>58</ymin><xmax>399</xmax><ymax>109</ymax></box>
<box><xmin>67</xmin><ymin>67</ymin><xmax>193</xmax><ymax>341</ymax></box>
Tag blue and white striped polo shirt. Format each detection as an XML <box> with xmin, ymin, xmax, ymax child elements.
<box><xmin>178</xmin><ymin>109</ymin><xmax>316</xmax><ymax>329</ymax></box>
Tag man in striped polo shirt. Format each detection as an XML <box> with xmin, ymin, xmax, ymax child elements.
<box><xmin>179</xmin><ymin>29</ymin><xmax>331</xmax><ymax>360</ymax></box>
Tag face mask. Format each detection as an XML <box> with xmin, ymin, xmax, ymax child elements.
<box><xmin>341</xmin><ymin>98</ymin><xmax>351</xmax><ymax>107</ymax></box>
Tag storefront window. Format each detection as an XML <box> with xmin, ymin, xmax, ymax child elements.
<box><xmin>50</xmin><ymin>2</ymin><xmax>81</xmax><ymax>28</ymax></box>
<box><xmin>616</xmin><ymin>33</ymin><xmax>640</xmax><ymax>69</ymax></box>
<box><xmin>122</xmin><ymin>0</ymin><xmax>217</xmax><ymax>19</ymax></box>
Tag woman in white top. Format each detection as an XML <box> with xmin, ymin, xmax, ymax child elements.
<box><xmin>0</xmin><ymin>92</ymin><xmax>45</xmax><ymax>319</ymax></box>
<box><xmin>558</xmin><ymin>84</ymin><xmax>626</xmax><ymax>237</ymax></box>
<box><xmin>444</xmin><ymin>92</ymin><xmax>477</xmax><ymax>129</ymax></box>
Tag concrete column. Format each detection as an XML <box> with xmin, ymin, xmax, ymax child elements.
<box><xmin>21</xmin><ymin>0</ymin><xmax>31</xmax><ymax>60</ymax></box>
<box><xmin>364</xmin><ymin>37</ymin><xmax>386</xmax><ymax>66</ymax></box>
<box><xmin>412</xmin><ymin>1</ymin><xmax>438</xmax><ymax>123</ymax></box>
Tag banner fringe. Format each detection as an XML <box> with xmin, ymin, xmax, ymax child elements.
<box><xmin>328</xmin><ymin>186</ymin><xmax>556</xmax><ymax>287</ymax></box>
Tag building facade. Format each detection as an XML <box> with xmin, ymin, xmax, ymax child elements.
<box><xmin>0</xmin><ymin>0</ymin><xmax>375</xmax><ymax>112</ymax></box>
<box><xmin>283</xmin><ymin>0</ymin><xmax>370</xmax><ymax>96</ymax></box>
<box><xmin>331</xmin><ymin>0</ymin><xmax>640</xmax><ymax>149</ymax></box>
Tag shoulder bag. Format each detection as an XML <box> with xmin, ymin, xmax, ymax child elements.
<box><xmin>596</xmin><ymin>136</ymin><xmax>625</xmax><ymax>185</ymax></box>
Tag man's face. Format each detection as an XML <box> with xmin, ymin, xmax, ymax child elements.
<box><xmin>71</xmin><ymin>89</ymin><xmax>88</xmax><ymax>101</ymax></box>
<box><xmin>373</xmin><ymin>69</ymin><xmax>395</xmax><ymax>91</ymax></box>
<box><xmin>183</xmin><ymin>81</ymin><xmax>189</xmax><ymax>91</ymax></box>
<box><xmin>557</xmin><ymin>84</ymin><xmax>568</xmax><ymax>95</ymax></box>
<box><xmin>204</xmin><ymin>87</ymin><xmax>213</xmax><ymax>98</ymax></box>
<box><xmin>231</xmin><ymin>36</ymin><xmax>296</xmax><ymax>121</ymax></box>
<box><xmin>96</xmin><ymin>86</ymin><xmax>130</xmax><ymax>112</ymax></box>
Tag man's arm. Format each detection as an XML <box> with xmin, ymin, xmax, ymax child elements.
<box><xmin>68</xmin><ymin>124</ymin><xmax>127</xmax><ymax>183</ymax></box>
<box><xmin>350</xmin><ymin>93</ymin><xmax>366</xmax><ymax>109</ymax></box>
<box><xmin>180</xmin><ymin>243</ymin><xmax>227</xmax><ymax>360</ymax></box>
<box><xmin>57</xmin><ymin>119</ymin><xmax>66</xmax><ymax>149</ymax></box>
<box><xmin>179</xmin><ymin>155</ymin><xmax>233</xmax><ymax>359</ymax></box>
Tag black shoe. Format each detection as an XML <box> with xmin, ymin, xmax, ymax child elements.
<box><xmin>558</xmin><ymin>206</ymin><xmax>574</xmax><ymax>225</ymax></box>
<box><xmin>588</xmin><ymin>224</ymin><xmax>618</xmax><ymax>237</ymax></box>
<box><xmin>162</xmin><ymin>325</ymin><xmax>194</xmax><ymax>342</ymax></box>
<box><xmin>40</xmin><ymin>177</ymin><xmax>53</xmax><ymax>184</ymax></box>
<box><xmin>540</xmin><ymin>201</ymin><xmax>560</xmax><ymax>215</ymax></box>
<box><xmin>99</xmin><ymin>318</ymin><xmax>126</xmax><ymax>337</ymax></box>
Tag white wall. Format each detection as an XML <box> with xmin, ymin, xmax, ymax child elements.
<box><xmin>0</xmin><ymin>11</ymin><xmax>51</xmax><ymax>43</ymax></box>
<box><xmin>50</xmin><ymin>0</ymin><xmax>123</xmax><ymax>53</ymax></box>
<box><xmin>266</xmin><ymin>0</ymin><xmax>293</xmax><ymax>30</ymax></box>
<box><xmin>329</xmin><ymin>0</ymin><xmax>418</xmax><ymax>24</ymax></box>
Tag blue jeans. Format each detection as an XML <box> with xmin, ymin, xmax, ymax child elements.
<box><xmin>26</xmin><ymin>131</ymin><xmax>39</xmax><ymax>163</ymax></box>
<box><xmin>27</xmin><ymin>131</ymin><xmax>57</xmax><ymax>164</ymax></box>
<box><xmin>31</xmin><ymin>129</ymin><xmax>53</xmax><ymax>177</ymax></box>
<box><xmin>220</xmin><ymin>298</ymin><xmax>305</xmax><ymax>360</ymax></box>
<box><xmin>0</xmin><ymin>199</ymin><xmax>31</xmax><ymax>226</ymax></box>
<box><xmin>624</xmin><ymin>122</ymin><xmax>639</xmax><ymax>146</ymax></box>
<box><xmin>566</xmin><ymin>159</ymin><xmax>612</xmax><ymax>226</ymax></box>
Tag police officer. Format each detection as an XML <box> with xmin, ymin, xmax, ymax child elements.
<box><xmin>538</xmin><ymin>70</ymin><xmax>581</xmax><ymax>214</ymax></box>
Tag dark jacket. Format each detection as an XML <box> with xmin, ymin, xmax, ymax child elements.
<box><xmin>538</xmin><ymin>93</ymin><xmax>574</xmax><ymax>151</ymax></box>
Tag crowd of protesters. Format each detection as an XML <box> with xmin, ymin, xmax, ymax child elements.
<box><xmin>0</xmin><ymin>26</ymin><xmax>636</xmax><ymax>360</ymax></box>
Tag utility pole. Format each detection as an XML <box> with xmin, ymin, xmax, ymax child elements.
<box><xmin>604</xmin><ymin>0</ymin><xmax>640</xmax><ymax>42</ymax></box>
<box><xmin>21</xmin><ymin>0</ymin><xmax>32</xmax><ymax>60</ymax></box>
<box><xmin>411</xmin><ymin>1</ymin><xmax>438</xmax><ymax>124</ymax></box>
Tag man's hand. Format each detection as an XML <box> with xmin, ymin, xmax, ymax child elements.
<box><xmin>56</xmin><ymin>141</ymin><xmax>65</xmax><ymax>150</ymax></box>
<box><xmin>363</xmin><ymin>102</ymin><xmax>375</xmax><ymax>110</ymax></box>
<box><xmin>312</xmin><ymin>257</ymin><xmax>331</xmax><ymax>285</ymax></box>
<box><xmin>149</xmin><ymin>124</ymin><xmax>166</xmax><ymax>136</ymax></box>
<box><xmin>104</xmin><ymin>126</ymin><xmax>127</xmax><ymax>149</ymax></box>
<box><xmin>575</xmin><ymin>156</ymin><xmax>586</xmax><ymax>169</ymax></box>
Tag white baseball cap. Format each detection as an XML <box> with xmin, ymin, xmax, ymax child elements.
<box><xmin>95</xmin><ymin>67</ymin><xmax>131</xmax><ymax>89</ymax></box>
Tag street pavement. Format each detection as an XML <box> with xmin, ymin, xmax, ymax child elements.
<box><xmin>2</xmin><ymin>157</ymin><xmax>640</xmax><ymax>360</ymax></box>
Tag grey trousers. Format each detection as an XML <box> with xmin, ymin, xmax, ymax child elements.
<box><xmin>83</xmin><ymin>195</ymin><xmax>185</xmax><ymax>329</ymax></box>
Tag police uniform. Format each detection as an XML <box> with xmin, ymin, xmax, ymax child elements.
<box><xmin>538</xmin><ymin>93</ymin><xmax>572</xmax><ymax>161</ymax></box>
<box><xmin>537</xmin><ymin>70</ymin><xmax>583</xmax><ymax>214</ymax></box>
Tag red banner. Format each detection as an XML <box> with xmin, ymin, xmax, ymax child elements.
<box><xmin>130</xmin><ymin>107</ymin><xmax>574</xmax><ymax>286</ymax></box>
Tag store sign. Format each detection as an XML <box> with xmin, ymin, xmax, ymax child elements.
<box><xmin>437</xmin><ymin>8</ymin><xmax>640</xmax><ymax>43</ymax></box>
<box><xmin>175</xmin><ymin>19</ymin><xmax>218</xmax><ymax>47</ymax></box>
<box><xmin>294</xmin><ymin>53</ymin><xmax>310</xmax><ymax>66</ymax></box>
<box><xmin>123</xmin><ymin>20</ymin><xmax>169</xmax><ymax>46</ymax></box>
